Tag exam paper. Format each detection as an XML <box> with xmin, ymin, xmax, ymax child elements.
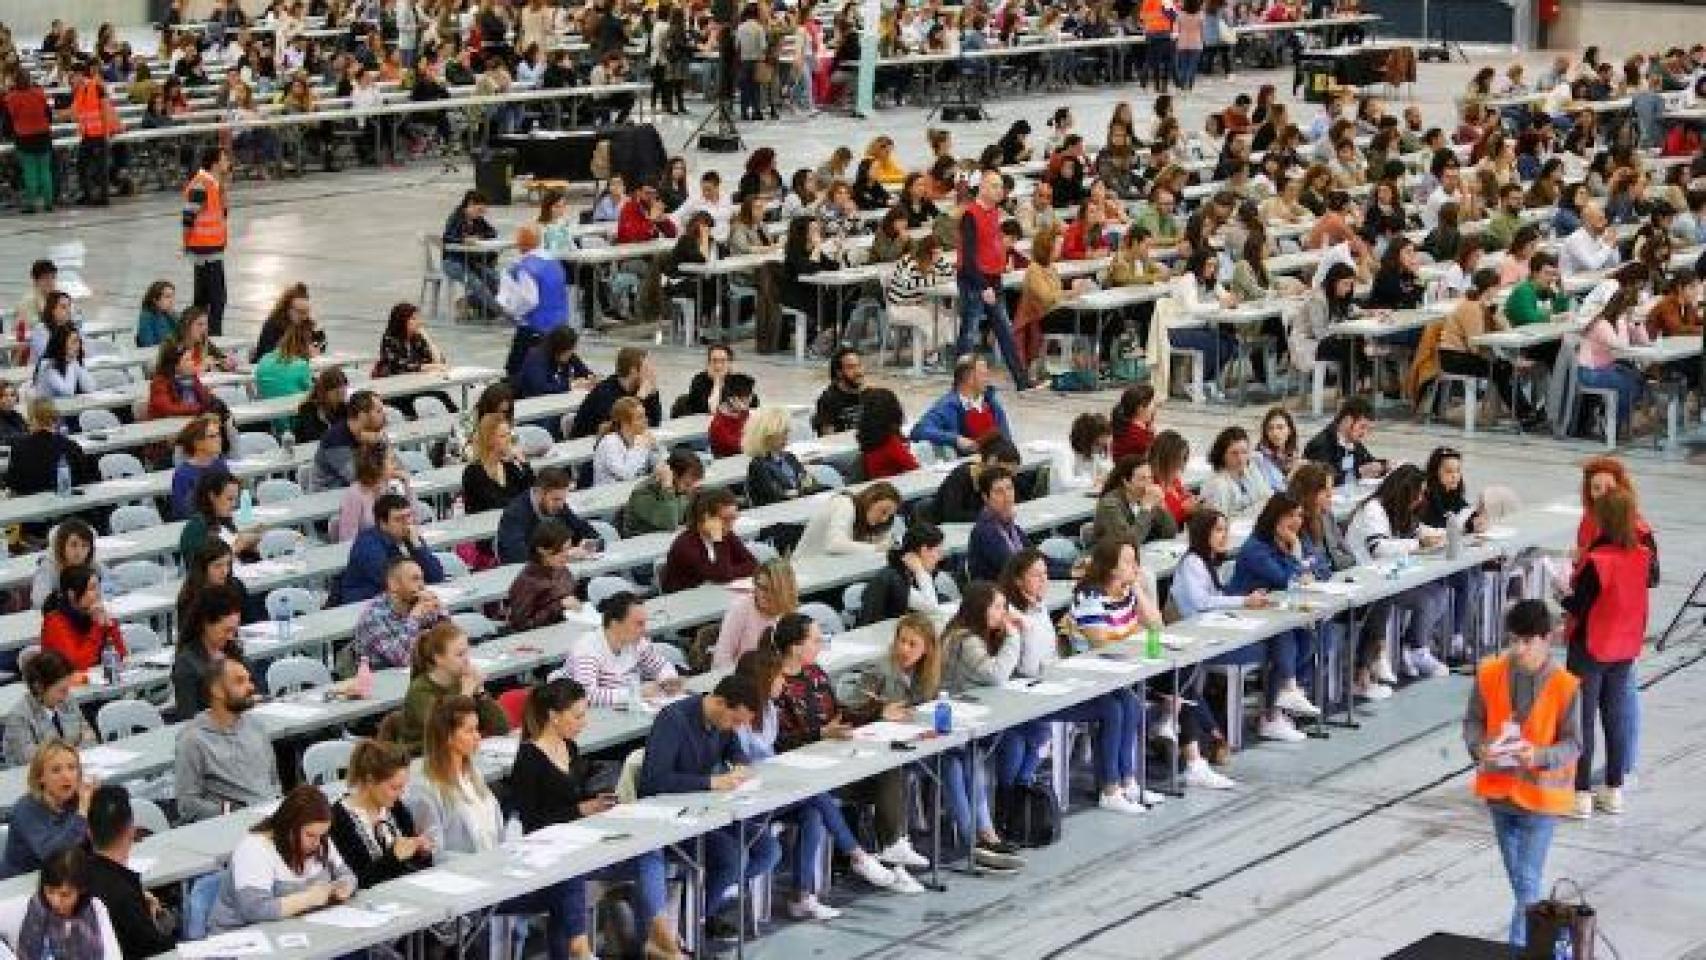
<box><xmin>605</xmin><ymin>802</ymin><xmax>696</xmax><ymax>822</ymax></box>
<box><xmin>851</xmin><ymin>721</ymin><xmax>930</xmax><ymax>742</ymax></box>
<box><xmin>1302</xmin><ymin>580</ymin><xmax>1361</xmax><ymax>597</ymax></box>
<box><xmin>523</xmin><ymin>823</ymin><xmax>608</xmax><ymax>849</ymax></box>
<box><xmin>303</xmin><ymin>906</ymin><xmax>395</xmax><ymax>929</ymax></box>
<box><xmin>180</xmin><ymin>929</ymin><xmax>274</xmax><ymax>958</ymax></box>
<box><xmin>80</xmin><ymin>745</ymin><xmax>140</xmax><ymax>769</ymax></box>
<box><xmin>1054</xmin><ymin>657</ymin><xmax>1144</xmax><ymax>675</ymax></box>
<box><xmin>1003</xmin><ymin>679</ymin><xmax>1082</xmax><ymax>697</ymax></box>
<box><xmin>765</xmin><ymin>752</ymin><xmax>843</xmax><ymax>771</ymax></box>
<box><xmin>1198</xmin><ymin>612</ymin><xmax>1266</xmax><ymax>632</ymax></box>
<box><xmin>251</xmin><ymin>701</ymin><xmax>327</xmax><ymax>721</ymax></box>
<box><xmin>402</xmin><ymin>871</ymin><xmax>488</xmax><ymax>895</ymax></box>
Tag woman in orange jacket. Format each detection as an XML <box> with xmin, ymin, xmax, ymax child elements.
<box><xmin>146</xmin><ymin>340</ymin><xmax>214</xmax><ymax>419</ymax></box>
<box><xmin>40</xmin><ymin>566</ymin><xmax>126</xmax><ymax>672</ymax></box>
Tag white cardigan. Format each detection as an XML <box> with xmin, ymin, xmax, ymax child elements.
<box><xmin>591</xmin><ymin>432</ymin><xmax>657</xmax><ymax>486</ymax></box>
<box><xmin>1344</xmin><ymin>499</ymin><xmax>1441</xmax><ymax>565</ymax></box>
<box><xmin>794</xmin><ymin>493</ymin><xmax>886</xmax><ymax>558</ymax></box>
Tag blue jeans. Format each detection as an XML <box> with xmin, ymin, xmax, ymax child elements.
<box><xmin>1170</xmin><ymin>326</ymin><xmax>1237</xmax><ymax>382</ymax></box>
<box><xmin>703</xmin><ymin>822</ymin><xmax>783</xmax><ymax>916</ymax></box>
<box><xmin>1576</xmin><ymin>363</ymin><xmax>1645</xmax><ymax>430</ymax></box>
<box><xmin>1444</xmin><ymin>570</ymin><xmax>1478</xmax><ymax>641</ymax></box>
<box><xmin>499</xmin><ymin>880</ymin><xmax>580</xmax><ymax>960</ymax></box>
<box><xmin>955</xmin><ymin>275</ymin><xmax>1028</xmax><ymax>389</ymax></box>
<box><xmin>562</xmin><ymin>852</ymin><xmax>667</xmax><ymax>938</ymax></box>
<box><xmin>1566</xmin><ymin>652</ymin><xmax>1631</xmax><ymax>792</ymax></box>
<box><xmin>1394</xmin><ymin>582</ymin><xmax>1450</xmax><ymax>651</ymax></box>
<box><xmin>995</xmin><ymin>720</ymin><xmax>1052</xmax><ymax>787</ymax></box>
<box><xmin>1054</xmin><ymin>691</ymin><xmax>1142</xmax><ymax>787</ymax></box>
<box><xmin>444</xmin><ymin>258</ymin><xmax>503</xmax><ymax>317</ymax></box>
<box><xmin>1145</xmin><ymin>33</ymin><xmax>1174</xmax><ymax>89</ymax></box>
<box><xmin>1489</xmin><ymin>806</ymin><xmax>1556</xmax><ymax>947</ymax></box>
<box><xmin>793</xmin><ymin>792</ymin><xmax>861</xmax><ymax>893</ymax></box>
<box><xmin>1266</xmin><ymin>629</ymin><xmax>1314</xmax><ymax>707</ymax></box>
<box><xmin>942</xmin><ymin>746</ymin><xmax>993</xmax><ymax>841</ymax></box>
<box><xmin>1175</xmin><ymin>48</ymin><xmax>1203</xmax><ymax>88</ymax></box>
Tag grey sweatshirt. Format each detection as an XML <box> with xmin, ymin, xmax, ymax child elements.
<box><xmin>173</xmin><ymin>711</ymin><xmax>282</xmax><ymax>823</ymax></box>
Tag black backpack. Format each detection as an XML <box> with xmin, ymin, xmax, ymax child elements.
<box><xmin>994</xmin><ymin>782</ymin><xmax>1061</xmax><ymax>848</ymax></box>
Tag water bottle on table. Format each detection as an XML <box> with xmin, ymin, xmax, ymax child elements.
<box><xmin>933</xmin><ymin>691</ymin><xmax>953</xmax><ymax>734</ymax></box>
<box><xmin>54</xmin><ymin>456</ymin><xmax>71</xmax><ymax>497</ymax></box>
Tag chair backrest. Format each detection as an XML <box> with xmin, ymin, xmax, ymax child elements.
<box><xmin>748</xmin><ymin>540</ymin><xmax>779</xmax><ymax>565</ymax></box>
<box><xmin>266</xmin><ymin>586</ymin><xmax>322</xmax><ymax>620</ymax></box>
<box><xmin>412</xmin><ymin>499</ymin><xmax>437</xmax><ymax>525</ymax></box>
<box><xmin>1038</xmin><ymin>535</ymin><xmax>1081</xmax><ymax>575</ymax></box>
<box><xmin>935</xmin><ymin>571</ymin><xmax>962</xmax><ymax>602</ymax></box>
<box><xmin>258</xmin><ymin>528</ymin><xmax>308</xmax><ymax>560</ymax></box>
<box><xmin>266</xmin><ymin>656</ymin><xmax>332</xmax><ymax>696</ymax></box>
<box><xmin>120</xmin><ymin>623</ymin><xmax>163</xmax><ymax>654</ymax></box>
<box><xmin>587</xmin><ymin>575</ymin><xmax>641</xmax><ymax>608</ymax></box>
<box><xmin>397</xmin><ymin>449</ymin><xmax>433</xmax><ymax>475</ymax></box>
<box><xmin>78</xmin><ymin>408</ymin><xmax>122</xmax><ymax>432</ymax></box>
<box><xmin>421</xmin><ymin>234</ymin><xmax>444</xmax><ymax>275</ymax></box>
<box><xmin>452</xmin><ymin>611</ymin><xmax>498</xmax><ymax>640</ymax></box>
<box><xmin>383</xmin><ymin>405</ymin><xmax>406</xmax><ymax>427</ymax></box>
<box><xmin>256</xmin><ymin>477</ymin><xmax>304</xmax><ymax>505</ymax></box>
<box><xmin>435</xmin><ymin>551</ymin><xmax>471</xmax><ymax>580</ymax></box>
<box><xmin>97</xmin><ymin>452</ymin><xmax>145</xmax><ymax>480</ymax></box>
<box><xmin>841</xmin><ymin>583</ymin><xmax>865</xmax><ymax>628</ymax></box>
<box><xmin>129</xmin><ymin>797</ymin><xmax>171</xmax><ymax>837</ymax></box>
<box><xmin>808</xmin><ymin>463</ymin><xmax>845</xmax><ymax>489</ymax></box>
<box><xmin>110</xmin><ymin>504</ymin><xmax>163</xmax><ymax>535</ymax></box>
<box><xmin>237</xmin><ymin>432</ymin><xmax>281</xmax><ymax>459</ymax></box>
<box><xmin>213</xmin><ymin>386</ymin><xmax>248</xmax><ymax>407</ymax></box>
<box><xmin>799</xmin><ymin>601</ymin><xmax>843</xmax><ymax>639</ymax></box>
<box><xmin>111</xmin><ymin>560</ymin><xmax>166</xmax><ymax>593</ymax></box>
<box><xmin>96</xmin><ymin>699</ymin><xmax>165</xmax><ymax>741</ymax></box>
<box><xmin>588</xmin><ymin>519</ymin><xmax>621</xmax><ymax>549</ymax></box>
<box><xmin>514</xmin><ymin>424</ymin><xmax>555</xmax><ymax>457</ymax></box>
<box><xmin>412</xmin><ymin>395</ymin><xmax>451</xmax><ymax>420</ymax></box>
<box><xmin>301</xmin><ymin>739</ymin><xmax>355</xmax><ymax>786</ymax></box>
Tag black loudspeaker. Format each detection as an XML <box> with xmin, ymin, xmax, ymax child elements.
<box><xmin>474</xmin><ymin>149</ymin><xmax>515</xmax><ymax>204</ymax></box>
<box><xmin>698</xmin><ymin>133</ymin><xmax>742</xmax><ymax>153</ymax></box>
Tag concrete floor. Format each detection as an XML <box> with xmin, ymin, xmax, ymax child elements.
<box><xmin>4</xmin><ymin>43</ymin><xmax>1706</xmax><ymax>959</ymax></box>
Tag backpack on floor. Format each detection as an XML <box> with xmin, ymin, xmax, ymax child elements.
<box><xmin>993</xmin><ymin>782</ymin><xmax>1061</xmax><ymax>848</ymax></box>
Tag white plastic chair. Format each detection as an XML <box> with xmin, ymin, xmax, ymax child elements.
<box><xmin>111</xmin><ymin>504</ymin><xmax>163</xmax><ymax>535</ymax></box>
<box><xmin>807</xmin><ymin>464</ymin><xmax>845</xmax><ymax>489</ymax></box>
<box><xmin>130</xmin><ymin>797</ymin><xmax>171</xmax><ymax>836</ymax></box>
<box><xmin>412</xmin><ymin>395</ymin><xmax>451</xmax><ymax>420</ymax></box>
<box><xmin>97</xmin><ymin>452</ymin><xmax>145</xmax><ymax>480</ymax></box>
<box><xmin>96</xmin><ymin>699</ymin><xmax>165</xmax><ymax>741</ymax></box>
<box><xmin>453</xmin><ymin>611</ymin><xmax>500</xmax><ymax>640</ymax></box>
<box><xmin>266</xmin><ymin>586</ymin><xmax>322</xmax><ymax>620</ymax></box>
<box><xmin>237</xmin><ymin>432</ymin><xmax>281</xmax><ymax>459</ymax></box>
<box><xmin>588</xmin><ymin>519</ymin><xmax>621</xmax><ymax>549</ymax></box>
<box><xmin>434</xmin><ymin>551</ymin><xmax>471</xmax><ymax>580</ymax></box>
<box><xmin>935</xmin><ymin>571</ymin><xmax>961</xmax><ymax>602</ymax></box>
<box><xmin>383</xmin><ymin>405</ymin><xmax>407</xmax><ymax>427</ymax></box>
<box><xmin>514</xmin><ymin>424</ymin><xmax>554</xmax><ymax>457</ymax></box>
<box><xmin>302</xmin><ymin>739</ymin><xmax>355</xmax><ymax>786</ymax></box>
<box><xmin>841</xmin><ymin>583</ymin><xmax>865</xmax><ymax>628</ymax></box>
<box><xmin>397</xmin><ymin>449</ymin><xmax>433</xmax><ymax>475</ymax></box>
<box><xmin>214</xmin><ymin>386</ymin><xmax>249</xmax><ymax>407</ymax></box>
<box><xmin>266</xmin><ymin>656</ymin><xmax>332</xmax><ymax>696</ymax></box>
<box><xmin>748</xmin><ymin>541</ymin><xmax>779</xmax><ymax>565</ymax></box>
<box><xmin>257</xmin><ymin>478</ymin><xmax>304</xmax><ymax>505</ymax></box>
<box><xmin>78</xmin><ymin>408</ymin><xmax>122</xmax><ymax>433</ymax></box>
<box><xmin>258</xmin><ymin>528</ymin><xmax>308</xmax><ymax>560</ymax></box>
<box><xmin>111</xmin><ymin>560</ymin><xmax>167</xmax><ymax>593</ymax></box>
<box><xmin>1039</xmin><ymin>536</ymin><xmax>1081</xmax><ymax>575</ymax></box>
<box><xmin>799</xmin><ymin>601</ymin><xmax>843</xmax><ymax>639</ymax></box>
<box><xmin>120</xmin><ymin>623</ymin><xmax>163</xmax><ymax>654</ymax></box>
<box><xmin>587</xmin><ymin>575</ymin><xmax>643</xmax><ymax>608</ymax></box>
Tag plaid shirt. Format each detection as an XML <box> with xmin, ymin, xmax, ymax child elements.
<box><xmin>352</xmin><ymin>596</ymin><xmax>449</xmax><ymax>669</ymax></box>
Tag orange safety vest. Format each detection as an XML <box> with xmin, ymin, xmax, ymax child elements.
<box><xmin>1471</xmin><ymin>656</ymin><xmax>1579</xmax><ymax>817</ymax></box>
<box><xmin>1140</xmin><ymin>0</ymin><xmax>1175</xmax><ymax>35</ymax></box>
<box><xmin>70</xmin><ymin>78</ymin><xmax>107</xmax><ymax>138</ymax></box>
<box><xmin>182</xmin><ymin>169</ymin><xmax>229</xmax><ymax>253</ymax></box>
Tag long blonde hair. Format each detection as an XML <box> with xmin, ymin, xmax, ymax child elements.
<box><xmin>26</xmin><ymin>739</ymin><xmax>80</xmax><ymax>805</ymax></box>
<box><xmin>740</xmin><ymin>406</ymin><xmax>792</xmax><ymax>457</ymax></box>
<box><xmin>753</xmin><ymin>558</ymin><xmax>800</xmax><ymax>618</ymax></box>
<box><xmin>891</xmin><ymin>613</ymin><xmax>942</xmax><ymax>701</ymax></box>
<box><xmin>472</xmin><ymin>411</ymin><xmax>510</xmax><ymax>467</ymax></box>
<box><xmin>422</xmin><ymin>694</ymin><xmax>490</xmax><ymax>802</ymax></box>
<box><xmin>598</xmin><ymin>396</ymin><xmax>646</xmax><ymax>441</ymax></box>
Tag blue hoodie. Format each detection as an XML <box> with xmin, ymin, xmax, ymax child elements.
<box><xmin>908</xmin><ymin>386</ymin><xmax>1012</xmax><ymax>450</ymax></box>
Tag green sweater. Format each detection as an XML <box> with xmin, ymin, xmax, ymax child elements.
<box><xmin>623</xmin><ymin>476</ymin><xmax>687</xmax><ymax>536</ymax></box>
<box><xmin>1504</xmin><ymin>280</ymin><xmax>1572</xmax><ymax>327</ymax></box>
<box><xmin>1481</xmin><ymin>211</ymin><xmax>1524</xmax><ymax>252</ymax></box>
<box><xmin>399</xmin><ymin>673</ymin><xmax>510</xmax><ymax>755</ymax></box>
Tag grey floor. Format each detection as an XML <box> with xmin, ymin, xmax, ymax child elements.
<box><xmin>6</xmin><ymin>44</ymin><xmax>1706</xmax><ymax>959</ymax></box>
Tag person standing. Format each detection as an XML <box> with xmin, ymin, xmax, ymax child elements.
<box><xmin>183</xmin><ymin>148</ymin><xmax>232</xmax><ymax>336</ymax></box>
<box><xmin>498</xmin><ymin>225</ymin><xmax>572</xmax><ymax>377</ymax></box>
<box><xmin>3</xmin><ymin>66</ymin><xmax>55</xmax><ymax>213</ymax></box>
<box><xmin>956</xmin><ymin>171</ymin><xmax>1032</xmax><ymax>391</ymax></box>
<box><xmin>70</xmin><ymin>62</ymin><xmax>120</xmax><ymax>206</ymax></box>
<box><xmin>1464</xmin><ymin>600</ymin><xmax>1581</xmax><ymax>950</ymax></box>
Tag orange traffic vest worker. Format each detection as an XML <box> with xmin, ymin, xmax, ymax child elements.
<box><xmin>183</xmin><ymin>149</ymin><xmax>234</xmax><ymax>335</ymax></box>
<box><xmin>1463</xmin><ymin>599</ymin><xmax>1581</xmax><ymax>950</ymax></box>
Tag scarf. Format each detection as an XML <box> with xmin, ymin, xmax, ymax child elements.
<box><xmin>18</xmin><ymin>893</ymin><xmax>103</xmax><ymax>960</ymax></box>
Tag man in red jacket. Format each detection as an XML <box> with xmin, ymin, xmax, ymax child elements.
<box><xmin>954</xmin><ymin>170</ymin><xmax>1032</xmax><ymax>392</ymax></box>
<box><xmin>616</xmin><ymin>183</ymin><xmax>679</xmax><ymax>244</ymax></box>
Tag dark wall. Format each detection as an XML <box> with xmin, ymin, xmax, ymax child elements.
<box><xmin>1360</xmin><ymin>0</ymin><xmax>1515</xmax><ymax>45</ymax></box>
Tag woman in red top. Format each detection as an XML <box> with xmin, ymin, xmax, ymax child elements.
<box><xmin>40</xmin><ymin>566</ymin><xmax>126</xmax><ymax>671</ymax></box>
<box><xmin>1149</xmin><ymin>429</ymin><xmax>1199</xmax><ymax>526</ymax></box>
<box><xmin>2</xmin><ymin>66</ymin><xmax>55</xmax><ymax>213</ymax></box>
<box><xmin>146</xmin><ymin>340</ymin><xmax>213</xmax><ymax>419</ymax></box>
<box><xmin>857</xmin><ymin>388</ymin><xmax>919</xmax><ymax>480</ymax></box>
<box><xmin>1060</xmin><ymin>199</ymin><xmax>1111</xmax><ymax>262</ymax></box>
<box><xmin>1575</xmin><ymin>456</ymin><xmax>1656</xmax><ymax>556</ymax></box>
<box><xmin>707</xmin><ymin>373</ymin><xmax>756</xmax><ymax>458</ymax></box>
<box><xmin>657</xmin><ymin>487</ymin><xmax>758</xmax><ymax>593</ymax></box>
<box><xmin>1109</xmin><ymin>384</ymin><xmax>1157</xmax><ymax>462</ymax></box>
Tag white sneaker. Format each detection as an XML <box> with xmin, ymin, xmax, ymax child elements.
<box><xmin>1184</xmin><ymin>760</ymin><xmax>1238</xmax><ymax>790</ymax></box>
<box><xmin>1354</xmin><ymin>680</ymin><xmax>1394</xmax><ymax>701</ymax></box>
<box><xmin>1408</xmin><ymin>648</ymin><xmax>1450</xmax><ymax>679</ymax></box>
<box><xmin>1595</xmin><ymin>786</ymin><xmax>1625</xmax><ymax>815</ymax></box>
<box><xmin>876</xmin><ymin>837</ymin><xmax>929</xmax><ymax>870</ymax></box>
<box><xmin>787</xmin><ymin>894</ymin><xmax>840</xmax><ymax>921</ymax></box>
<box><xmin>888</xmin><ymin>866</ymin><xmax>925</xmax><ymax>894</ymax></box>
<box><xmin>1273</xmin><ymin>687</ymin><xmax>1322</xmax><ymax>718</ymax></box>
<box><xmin>1098</xmin><ymin>791</ymin><xmax>1148</xmax><ymax>815</ymax></box>
<box><xmin>849</xmin><ymin>852</ymin><xmax>896</xmax><ymax>889</ymax></box>
<box><xmin>1124</xmin><ymin>784</ymin><xmax>1166</xmax><ymax>805</ymax></box>
<box><xmin>1152</xmin><ymin>716</ymin><xmax>1178</xmax><ymax>742</ymax></box>
<box><xmin>1371</xmin><ymin>659</ymin><xmax>1399</xmax><ymax>686</ymax></box>
<box><xmin>1259</xmin><ymin>715</ymin><xmax>1308</xmax><ymax>742</ymax></box>
<box><xmin>1570</xmin><ymin>792</ymin><xmax>1593</xmax><ymax>820</ymax></box>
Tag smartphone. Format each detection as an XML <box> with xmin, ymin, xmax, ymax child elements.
<box><xmin>889</xmin><ymin>740</ymin><xmax>916</xmax><ymax>752</ymax></box>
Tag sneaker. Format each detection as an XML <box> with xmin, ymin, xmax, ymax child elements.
<box><xmin>972</xmin><ymin>844</ymin><xmax>1024</xmax><ymax>872</ymax></box>
<box><xmin>1595</xmin><ymin>787</ymin><xmax>1625</xmax><ymax>815</ymax></box>
<box><xmin>1569</xmin><ymin>792</ymin><xmax>1594</xmax><ymax>820</ymax></box>
<box><xmin>1124</xmin><ymin>784</ymin><xmax>1166</xmax><ymax>805</ymax></box>
<box><xmin>1274</xmin><ymin>687</ymin><xmax>1322</xmax><ymax>718</ymax></box>
<box><xmin>876</xmin><ymin>837</ymin><xmax>930</xmax><ymax>870</ymax></box>
<box><xmin>1152</xmin><ymin>716</ymin><xmax>1178</xmax><ymax>742</ymax></box>
<box><xmin>1371</xmin><ymin>659</ymin><xmax>1399</xmax><ymax>686</ymax></box>
<box><xmin>786</xmin><ymin>894</ymin><xmax>840</xmax><ymax>921</ymax></box>
<box><xmin>1408</xmin><ymin>648</ymin><xmax>1450</xmax><ymax>679</ymax></box>
<box><xmin>1098</xmin><ymin>791</ymin><xmax>1148</xmax><ymax>815</ymax></box>
<box><xmin>1258</xmin><ymin>715</ymin><xmax>1308</xmax><ymax>743</ymax></box>
<box><xmin>1397</xmin><ymin>646</ymin><xmax>1419</xmax><ymax>679</ymax></box>
<box><xmin>1353</xmin><ymin>680</ymin><xmax>1394</xmax><ymax>701</ymax></box>
<box><xmin>888</xmin><ymin>866</ymin><xmax>925</xmax><ymax>894</ymax></box>
<box><xmin>1183</xmin><ymin>760</ymin><xmax>1238</xmax><ymax>790</ymax></box>
<box><xmin>849</xmin><ymin>852</ymin><xmax>896</xmax><ymax>889</ymax></box>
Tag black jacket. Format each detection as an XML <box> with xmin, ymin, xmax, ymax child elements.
<box><xmin>857</xmin><ymin>562</ymin><xmax>914</xmax><ymax>626</ymax></box>
<box><xmin>82</xmin><ymin>848</ymin><xmax>177</xmax><ymax>957</ymax></box>
<box><xmin>5</xmin><ymin>429</ymin><xmax>95</xmax><ymax>497</ymax></box>
<box><xmin>1302</xmin><ymin>425</ymin><xmax>1383</xmax><ymax>487</ymax></box>
<box><xmin>811</xmin><ymin>383</ymin><xmax>862</xmax><ymax>436</ymax></box>
<box><xmin>569</xmin><ymin>375</ymin><xmax>663</xmax><ymax>439</ymax></box>
<box><xmin>330</xmin><ymin>799</ymin><xmax>432</xmax><ymax>889</ymax></box>
<box><xmin>933</xmin><ymin>462</ymin><xmax>983</xmax><ymax>524</ymax></box>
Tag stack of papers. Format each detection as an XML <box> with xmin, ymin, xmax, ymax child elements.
<box><xmin>765</xmin><ymin>752</ymin><xmax>843</xmax><ymax>771</ymax></box>
<box><xmin>605</xmin><ymin>802</ymin><xmax>700</xmax><ymax>824</ymax></box>
<box><xmin>304</xmin><ymin>906</ymin><xmax>396</xmax><ymax>929</ymax></box>
<box><xmin>1198</xmin><ymin>612</ymin><xmax>1265</xmax><ymax>632</ymax></box>
<box><xmin>251</xmin><ymin>701</ymin><xmax>326</xmax><ymax>721</ymax></box>
<box><xmin>181</xmin><ymin>929</ymin><xmax>274</xmax><ymax>957</ymax></box>
<box><xmin>1302</xmin><ymin>580</ymin><xmax>1361</xmax><ymax>597</ymax></box>
<box><xmin>1003</xmin><ymin>679</ymin><xmax>1084</xmax><ymax>696</ymax></box>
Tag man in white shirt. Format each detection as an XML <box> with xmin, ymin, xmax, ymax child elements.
<box><xmin>673</xmin><ymin>171</ymin><xmax>734</xmax><ymax>234</ymax></box>
<box><xmin>1423</xmin><ymin>166</ymin><xmax>1468</xmax><ymax>231</ymax></box>
<box><xmin>1559</xmin><ymin>203</ymin><xmax>1622</xmax><ymax>277</ymax></box>
<box><xmin>551</xmin><ymin>591</ymin><xmax>680</xmax><ymax>706</ymax></box>
<box><xmin>350</xmin><ymin>69</ymin><xmax>395</xmax><ymax>166</ymax></box>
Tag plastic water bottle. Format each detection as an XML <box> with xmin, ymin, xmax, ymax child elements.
<box><xmin>281</xmin><ymin>430</ymin><xmax>296</xmax><ymax>460</ymax></box>
<box><xmin>450</xmin><ymin>495</ymin><xmax>466</xmax><ymax>520</ymax></box>
<box><xmin>354</xmin><ymin>656</ymin><xmax>374</xmax><ymax>698</ymax></box>
<box><xmin>1145</xmin><ymin>624</ymin><xmax>1163</xmax><ymax>660</ymax></box>
<box><xmin>1553</xmin><ymin>928</ymin><xmax>1572</xmax><ymax>960</ymax></box>
<box><xmin>933</xmin><ymin>691</ymin><xmax>953</xmax><ymax>734</ymax></box>
<box><xmin>54</xmin><ymin>456</ymin><xmax>71</xmax><ymax>497</ymax></box>
<box><xmin>237</xmin><ymin>487</ymin><xmax>255</xmax><ymax>529</ymax></box>
<box><xmin>1446</xmin><ymin>512</ymin><xmax>1466</xmax><ymax>560</ymax></box>
<box><xmin>274</xmin><ymin>607</ymin><xmax>292</xmax><ymax>644</ymax></box>
<box><xmin>627</xmin><ymin>674</ymin><xmax>642</xmax><ymax>711</ymax></box>
<box><xmin>101</xmin><ymin>641</ymin><xmax>121</xmax><ymax>685</ymax></box>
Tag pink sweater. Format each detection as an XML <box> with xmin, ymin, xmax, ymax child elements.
<box><xmin>1175</xmin><ymin>13</ymin><xmax>1205</xmax><ymax>49</ymax></box>
<box><xmin>712</xmin><ymin>592</ymin><xmax>778</xmax><ymax>670</ymax></box>
<box><xmin>1576</xmin><ymin>313</ymin><xmax>1649</xmax><ymax>370</ymax></box>
<box><xmin>336</xmin><ymin>485</ymin><xmax>380</xmax><ymax>543</ymax></box>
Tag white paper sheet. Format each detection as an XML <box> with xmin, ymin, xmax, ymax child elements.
<box><xmin>179</xmin><ymin>928</ymin><xmax>274</xmax><ymax>958</ymax></box>
<box><xmin>1197</xmin><ymin>612</ymin><xmax>1266</xmax><ymax>632</ymax></box>
<box><xmin>1480</xmin><ymin>526</ymin><xmax>1516</xmax><ymax>541</ymax></box>
<box><xmin>605</xmin><ymin>802</ymin><xmax>696</xmax><ymax>822</ymax></box>
<box><xmin>1302</xmin><ymin>580</ymin><xmax>1362</xmax><ymax>597</ymax></box>
<box><xmin>764</xmin><ymin>752</ymin><xmax>843</xmax><ymax>771</ymax></box>
<box><xmin>105</xmin><ymin>593</ymin><xmax>165</xmax><ymax>617</ymax></box>
<box><xmin>1054</xmin><ymin>657</ymin><xmax>1144</xmax><ymax>675</ymax></box>
<box><xmin>522</xmin><ymin>823</ymin><xmax>609</xmax><ymax>849</ymax></box>
<box><xmin>303</xmin><ymin>906</ymin><xmax>395</xmax><ymax>929</ymax></box>
<box><xmin>401</xmin><ymin>870</ymin><xmax>488</xmax><ymax>895</ymax></box>
<box><xmin>251</xmin><ymin>701</ymin><xmax>327</xmax><ymax>721</ymax></box>
<box><xmin>850</xmin><ymin>721</ymin><xmax>930</xmax><ymax>742</ymax></box>
<box><xmin>913</xmin><ymin>701</ymin><xmax>991</xmax><ymax>722</ymax></box>
<box><xmin>80</xmin><ymin>745</ymin><xmax>140</xmax><ymax>768</ymax></box>
<box><xmin>1003</xmin><ymin>679</ymin><xmax>1083</xmax><ymax>696</ymax></box>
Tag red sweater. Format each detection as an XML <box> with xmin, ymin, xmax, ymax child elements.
<box><xmin>659</xmin><ymin>529</ymin><xmax>758</xmax><ymax>593</ymax></box>
<box><xmin>709</xmin><ymin>409</ymin><xmax>747</xmax><ymax>458</ymax></box>
<box><xmin>1110</xmin><ymin>419</ymin><xmax>1155</xmax><ymax>462</ymax></box>
<box><xmin>2</xmin><ymin>88</ymin><xmax>52</xmax><ymax>138</ymax></box>
<box><xmin>861</xmin><ymin>433</ymin><xmax>920</xmax><ymax>480</ymax></box>
<box><xmin>1161</xmin><ymin>477</ymin><xmax>1193</xmax><ymax>525</ymax></box>
<box><xmin>615</xmin><ymin>198</ymin><xmax>678</xmax><ymax>244</ymax></box>
<box><xmin>147</xmin><ymin>374</ymin><xmax>212</xmax><ymax>419</ymax></box>
<box><xmin>41</xmin><ymin>611</ymin><xmax>126</xmax><ymax>671</ymax></box>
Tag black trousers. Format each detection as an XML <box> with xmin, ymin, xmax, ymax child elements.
<box><xmin>1566</xmin><ymin>649</ymin><xmax>1630</xmax><ymax>792</ymax></box>
<box><xmin>193</xmin><ymin>258</ymin><xmax>227</xmax><ymax>336</ymax></box>
<box><xmin>78</xmin><ymin>137</ymin><xmax>110</xmax><ymax>204</ymax></box>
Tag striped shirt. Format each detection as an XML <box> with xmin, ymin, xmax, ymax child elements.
<box><xmin>1071</xmin><ymin>586</ymin><xmax>1145</xmax><ymax>637</ymax></box>
<box><xmin>551</xmin><ymin>629</ymin><xmax>678</xmax><ymax>707</ymax></box>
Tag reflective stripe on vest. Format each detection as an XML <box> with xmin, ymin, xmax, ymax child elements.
<box><xmin>1141</xmin><ymin>0</ymin><xmax>1175</xmax><ymax>34</ymax></box>
<box><xmin>1471</xmin><ymin>656</ymin><xmax>1579</xmax><ymax>816</ymax></box>
<box><xmin>1583</xmin><ymin>544</ymin><xmax>1650</xmax><ymax>663</ymax></box>
<box><xmin>183</xmin><ymin>171</ymin><xmax>228</xmax><ymax>252</ymax></box>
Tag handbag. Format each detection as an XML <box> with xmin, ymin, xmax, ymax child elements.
<box><xmin>1522</xmin><ymin>879</ymin><xmax>1597</xmax><ymax>960</ymax></box>
<box><xmin>992</xmin><ymin>782</ymin><xmax>1061</xmax><ymax>847</ymax></box>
